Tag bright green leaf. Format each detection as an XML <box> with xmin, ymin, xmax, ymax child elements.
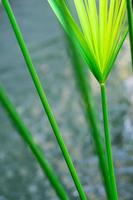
<box><xmin>48</xmin><ymin>0</ymin><xmax>128</xmax><ymax>83</ymax></box>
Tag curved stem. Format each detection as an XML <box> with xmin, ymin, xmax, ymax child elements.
<box><xmin>2</xmin><ymin>0</ymin><xmax>87</xmax><ymax>199</ymax></box>
<box><xmin>100</xmin><ymin>83</ymin><xmax>118</xmax><ymax>200</ymax></box>
<box><xmin>0</xmin><ymin>86</ymin><xmax>69</xmax><ymax>200</ymax></box>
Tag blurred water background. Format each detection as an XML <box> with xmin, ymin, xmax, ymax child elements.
<box><xmin>0</xmin><ymin>1</ymin><xmax>133</xmax><ymax>200</ymax></box>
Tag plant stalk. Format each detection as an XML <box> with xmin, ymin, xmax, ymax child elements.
<box><xmin>66</xmin><ymin>36</ymin><xmax>112</xmax><ymax>200</ymax></box>
<box><xmin>127</xmin><ymin>0</ymin><xmax>133</xmax><ymax>68</ymax></box>
<box><xmin>2</xmin><ymin>0</ymin><xmax>87</xmax><ymax>199</ymax></box>
<box><xmin>100</xmin><ymin>83</ymin><xmax>118</xmax><ymax>200</ymax></box>
<box><xmin>0</xmin><ymin>86</ymin><xmax>69</xmax><ymax>200</ymax></box>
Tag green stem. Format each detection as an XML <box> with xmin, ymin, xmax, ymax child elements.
<box><xmin>127</xmin><ymin>0</ymin><xmax>133</xmax><ymax>68</ymax></box>
<box><xmin>0</xmin><ymin>86</ymin><xmax>69</xmax><ymax>200</ymax></box>
<box><xmin>66</xmin><ymin>36</ymin><xmax>112</xmax><ymax>200</ymax></box>
<box><xmin>2</xmin><ymin>0</ymin><xmax>87</xmax><ymax>199</ymax></box>
<box><xmin>100</xmin><ymin>83</ymin><xmax>118</xmax><ymax>200</ymax></box>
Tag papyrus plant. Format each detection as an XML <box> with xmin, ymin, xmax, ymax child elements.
<box><xmin>2</xmin><ymin>0</ymin><xmax>89</xmax><ymax>199</ymax></box>
<box><xmin>1</xmin><ymin>0</ymin><xmax>129</xmax><ymax>199</ymax></box>
<box><xmin>65</xmin><ymin>31</ymin><xmax>111</xmax><ymax>200</ymax></box>
<box><xmin>0</xmin><ymin>86</ymin><xmax>69</xmax><ymax>200</ymax></box>
<box><xmin>48</xmin><ymin>1</ymin><xmax>128</xmax><ymax>200</ymax></box>
<box><xmin>48</xmin><ymin>0</ymin><xmax>128</xmax><ymax>83</ymax></box>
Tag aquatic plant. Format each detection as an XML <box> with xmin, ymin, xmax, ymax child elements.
<box><xmin>0</xmin><ymin>86</ymin><xmax>69</xmax><ymax>200</ymax></box>
<box><xmin>0</xmin><ymin>0</ymin><xmax>131</xmax><ymax>200</ymax></box>
<box><xmin>65</xmin><ymin>34</ymin><xmax>111</xmax><ymax>199</ymax></box>
<box><xmin>48</xmin><ymin>0</ymin><xmax>128</xmax><ymax>82</ymax></box>
<box><xmin>1</xmin><ymin>0</ymin><xmax>87</xmax><ymax>199</ymax></box>
<box><xmin>48</xmin><ymin>1</ymin><xmax>128</xmax><ymax>200</ymax></box>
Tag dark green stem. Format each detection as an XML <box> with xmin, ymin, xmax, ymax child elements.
<box><xmin>0</xmin><ymin>86</ymin><xmax>69</xmax><ymax>200</ymax></box>
<box><xmin>2</xmin><ymin>0</ymin><xmax>87</xmax><ymax>199</ymax></box>
<box><xmin>127</xmin><ymin>0</ymin><xmax>133</xmax><ymax>68</ymax></box>
<box><xmin>100</xmin><ymin>83</ymin><xmax>118</xmax><ymax>200</ymax></box>
<box><xmin>66</xmin><ymin>36</ymin><xmax>112</xmax><ymax>200</ymax></box>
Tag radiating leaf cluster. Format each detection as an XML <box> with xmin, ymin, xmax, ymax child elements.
<box><xmin>48</xmin><ymin>0</ymin><xmax>128</xmax><ymax>83</ymax></box>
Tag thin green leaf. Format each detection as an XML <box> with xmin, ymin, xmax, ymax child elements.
<box><xmin>48</xmin><ymin>0</ymin><xmax>128</xmax><ymax>83</ymax></box>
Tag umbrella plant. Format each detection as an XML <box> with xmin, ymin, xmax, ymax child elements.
<box><xmin>1</xmin><ymin>0</ymin><xmax>87</xmax><ymax>200</ymax></box>
<box><xmin>0</xmin><ymin>86</ymin><xmax>69</xmax><ymax>200</ymax></box>
<box><xmin>48</xmin><ymin>0</ymin><xmax>128</xmax><ymax>200</ymax></box>
<box><xmin>0</xmin><ymin>0</ymin><xmax>130</xmax><ymax>199</ymax></box>
<box><xmin>66</xmin><ymin>35</ymin><xmax>111</xmax><ymax>200</ymax></box>
<box><xmin>48</xmin><ymin>0</ymin><xmax>128</xmax><ymax>83</ymax></box>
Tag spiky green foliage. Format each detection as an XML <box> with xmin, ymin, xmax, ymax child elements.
<box><xmin>48</xmin><ymin>0</ymin><xmax>128</xmax><ymax>83</ymax></box>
